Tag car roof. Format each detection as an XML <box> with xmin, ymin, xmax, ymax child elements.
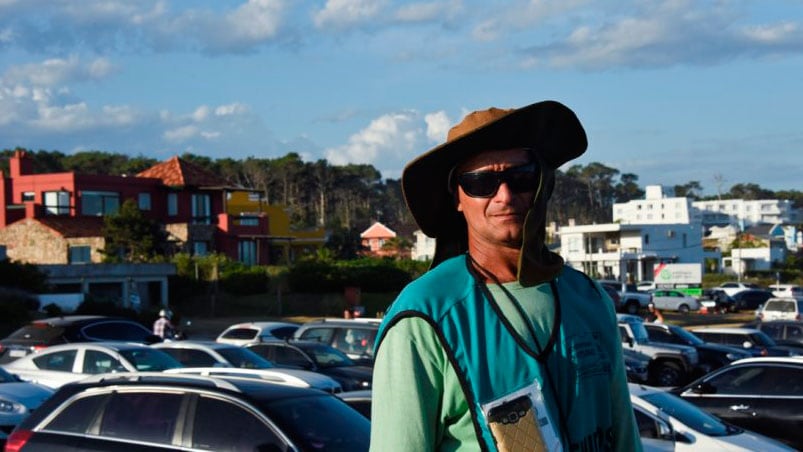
<box><xmin>28</xmin><ymin>341</ymin><xmax>154</xmax><ymax>353</ymax></box>
<box><xmin>223</xmin><ymin>321</ymin><xmax>300</xmax><ymax>330</ymax></box>
<box><xmin>688</xmin><ymin>327</ymin><xmax>762</xmax><ymax>334</ymax></box>
<box><xmin>28</xmin><ymin>315</ymin><xmax>125</xmax><ymax>327</ymax></box>
<box><xmin>152</xmin><ymin>340</ymin><xmax>234</xmax><ymax>350</ymax></box>
<box><xmin>300</xmin><ymin>318</ymin><xmax>381</xmax><ymax>327</ymax></box>
<box><xmin>730</xmin><ymin>356</ymin><xmax>803</xmax><ymax>366</ymax></box>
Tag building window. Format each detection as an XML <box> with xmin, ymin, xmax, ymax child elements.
<box><xmin>239</xmin><ymin>240</ymin><xmax>257</xmax><ymax>266</ymax></box>
<box><xmin>80</xmin><ymin>191</ymin><xmax>119</xmax><ymax>216</ymax></box>
<box><xmin>22</xmin><ymin>192</ymin><xmax>35</xmax><ymax>202</ymax></box>
<box><xmin>68</xmin><ymin>246</ymin><xmax>91</xmax><ymax>264</ymax></box>
<box><xmin>138</xmin><ymin>193</ymin><xmax>151</xmax><ymax>211</ymax></box>
<box><xmin>644</xmin><ymin>234</ymin><xmax>650</xmax><ymax>245</ymax></box>
<box><xmin>167</xmin><ymin>193</ymin><xmax>178</xmax><ymax>216</ymax></box>
<box><xmin>192</xmin><ymin>241</ymin><xmax>208</xmax><ymax>256</ymax></box>
<box><xmin>44</xmin><ymin>191</ymin><xmax>71</xmax><ymax>215</ymax></box>
<box><xmin>0</xmin><ymin>245</ymin><xmax>6</xmax><ymax>260</ymax></box>
<box><xmin>191</xmin><ymin>194</ymin><xmax>211</xmax><ymax>224</ymax></box>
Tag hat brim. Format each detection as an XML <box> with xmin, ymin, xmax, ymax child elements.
<box><xmin>402</xmin><ymin>100</ymin><xmax>587</xmax><ymax>240</ymax></box>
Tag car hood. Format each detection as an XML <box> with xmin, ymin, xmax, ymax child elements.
<box><xmin>0</xmin><ymin>382</ymin><xmax>54</xmax><ymax>408</ymax></box>
<box><xmin>702</xmin><ymin>428</ymin><xmax>794</xmax><ymax>451</ymax></box>
<box><xmin>696</xmin><ymin>342</ymin><xmax>749</xmax><ymax>356</ymax></box>
<box><xmin>322</xmin><ymin>365</ymin><xmax>373</xmax><ymax>380</ymax></box>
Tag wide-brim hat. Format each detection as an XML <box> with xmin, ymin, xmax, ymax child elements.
<box><xmin>402</xmin><ymin>100</ymin><xmax>587</xmax><ymax>266</ymax></box>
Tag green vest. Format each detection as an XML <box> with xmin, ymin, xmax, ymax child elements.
<box><xmin>376</xmin><ymin>255</ymin><xmax>620</xmax><ymax>451</ymax></box>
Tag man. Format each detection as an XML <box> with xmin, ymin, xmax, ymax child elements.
<box><xmin>153</xmin><ymin>309</ymin><xmax>175</xmax><ymax>339</ymax></box>
<box><xmin>644</xmin><ymin>302</ymin><xmax>664</xmax><ymax>323</ymax></box>
<box><xmin>371</xmin><ymin>101</ymin><xmax>641</xmax><ymax>451</ymax></box>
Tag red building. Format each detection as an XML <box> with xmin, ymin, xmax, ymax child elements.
<box><xmin>0</xmin><ymin>150</ymin><xmax>272</xmax><ymax>265</ymax></box>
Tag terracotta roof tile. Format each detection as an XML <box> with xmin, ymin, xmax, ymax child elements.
<box><xmin>36</xmin><ymin>216</ymin><xmax>105</xmax><ymax>238</ymax></box>
<box><xmin>137</xmin><ymin>156</ymin><xmax>227</xmax><ymax>187</ymax></box>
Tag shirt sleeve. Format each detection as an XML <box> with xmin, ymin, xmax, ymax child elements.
<box><xmin>370</xmin><ymin>316</ymin><xmax>448</xmax><ymax>452</ymax></box>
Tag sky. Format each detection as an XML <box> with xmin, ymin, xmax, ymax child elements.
<box><xmin>1</xmin><ymin>0</ymin><xmax>802</xmax><ymax>197</ymax></box>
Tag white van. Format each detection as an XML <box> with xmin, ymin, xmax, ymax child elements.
<box><xmin>758</xmin><ymin>297</ymin><xmax>803</xmax><ymax>321</ymax></box>
<box><xmin>769</xmin><ymin>284</ymin><xmax>803</xmax><ymax>298</ymax></box>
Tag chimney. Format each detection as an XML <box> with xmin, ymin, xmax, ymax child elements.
<box><xmin>10</xmin><ymin>150</ymin><xmax>32</xmax><ymax>177</ymax></box>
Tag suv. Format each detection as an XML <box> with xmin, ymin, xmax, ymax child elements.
<box><xmin>293</xmin><ymin>318</ymin><xmax>380</xmax><ymax>365</ymax></box>
<box><xmin>642</xmin><ymin>323</ymin><xmax>751</xmax><ymax>377</ymax></box>
<box><xmin>616</xmin><ymin>314</ymin><xmax>699</xmax><ymax>387</ymax></box>
<box><xmin>0</xmin><ymin>316</ymin><xmax>161</xmax><ymax>364</ymax></box>
<box><xmin>599</xmin><ymin>281</ymin><xmax>653</xmax><ymax>315</ymax></box>
<box><xmin>757</xmin><ymin>297</ymin><xmax>803</xmax><ymax>321</ymax></box>
<box><xmin>4</xmin><ymin>372</ymin><xmax>370</xmax><ymax>451</ymax></box>
<box><xmin>688</xmin><ymin>327</ymin><xmax>796</xmax><ymax>357</ymax></box>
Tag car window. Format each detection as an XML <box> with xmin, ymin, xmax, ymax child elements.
<box><xmin>788</xmin><ymin>325</ymin><xmax>803</xmax><ymax>339</ymax></box>
<box><xmin>642</xmin><ymin>391</ymin><xmax>731</xmax><ymax>436</ymax></box>
<box><xmin>99</xmin><ymin>391</ymin><xmax>182</xmax><ymax>445</ymax></box>
<box><xmin>82</xmin><ymin>321</ymin><xmax>152</xmax><ymax>341</ymax></box>
<box><xmin>220</xmin><ymin>328</ymin><xmax>259</xmax><ymax>341</ymax></box>
<box><xmin>269</xmin><ymin>326</ymin><xmax>299</xmax><ymax>339</ymax></box>
<box><xmin>45</xmin><ymin>393</ymin><xmax>109</xmax><ymax>433</ymax></box>
<box><xmin>160</xmin><ymin>348</ymin><xmax>217</xmax><ymax>367</ymax></box>
<box><xmin>273</xmin><ymin>346</ymin><xmax>313</xmax><ymax>369</ymax></box>
<box><xmin>299</xmin><ymin>327</ymin><xmax>335</xmax><ymax>344</ymax></box>
<box><xmin>633</xmin><ymin>407</ymin><xmax>660</xmax><ymax>439</ymax></box>
<box><xmin>33</xmin><ymin>349</ymin><xmax>77</xmax><ymax>371</ymax></box>
<box><xmin>192</xmin><ymin>395</ymin><xmax>284</xmax><ymax>451</ymax></box>
<box><xmin>760</xmin><ymin>323</ymin><xmax>783</xmax><ymax>338</ymax></box>
<box><xmin>332</xmin><ymin>328</ymin><xmax>376</xmax><ymax>356</ymax></box>
<box><xmin>83</xmin><ymin>350</ymin><xmax>126</xmax><ymax>374</ymax></box>
<box><xmin>119</xmin><ymin>349</ymin><xmax>183</xmax><ymax>372</ymax></box>
<box><xmin>705</xmin><ymin>365</ymin><xmax>767</xmax><ymax>395</ymax></box>
<box><xmin>217</xmin><ymin>347</ymin><xmax>273</xmax><ymax>369</ymax></box>
<box><xmin>645</xmin><ymin>326</ymin><xmax>682</xmax><ymax>345</ymax></box>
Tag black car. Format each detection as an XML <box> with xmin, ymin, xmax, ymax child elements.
<box><xmin>671</xmin><ymin>357</ymin><xmax>803</xmax><ymax>449</ymax></box>
<box><xmin>246</xmin><ymin>340</ymin><xmax>373</xmax><ymax>391</ymax></box>
<box><xmin>744</xmin><ymin>320</ymin><xmax>803</xmax><ymax>352</ymax></box>
<box><xmin>731</xmin><ymin>289</ymin><xmax>773</xmax><ymax>311</ymax></box>
<box><xmin>688</xmin><ymin>327</ymin><xmax>795</xmax><ymax>357</ymax></box>
<box><xmin>0</xmin><ymin>316</ymin><xmax>161</xmax><ymax>364</ymax></box>
<box><xmin>643</xmin><ymin>323</ymin><xmax>751</xmax><ymax>376</ymax></box>
<box><xmin>5</xmin><ymin>372</ymin><xmax>370</xmax><ymax>451</ymax></box>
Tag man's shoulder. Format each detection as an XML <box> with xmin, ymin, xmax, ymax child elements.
<box><xmin>388</xmin><ymin>256</ymin><xmax>473</xmax><ymax>315</ymax></box>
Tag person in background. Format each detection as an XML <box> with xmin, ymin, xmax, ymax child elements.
<box><xmin>370</xmin><ymin>100</ymin><xmax>641</xmax><ymax>451</ymax></box>
<box><xmin>644</xmin><ymin>302</ymin><xmax>664</xmax><ymax>323</ymax></box>
<box><xmin>153</xmin><ymin>308</ymin><xmax>175</xmax><ymax>339</ymax></box>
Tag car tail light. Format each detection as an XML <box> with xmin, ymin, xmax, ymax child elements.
<box><xmin>5</xmin><ymin>429</ymin><xmax>33</xmax><ymax>452</ymax></box>
<box><xmin>760</xmin><ymin>348</ymin><xmax>768</xmax><ymax>356</ymax></box>
<box><xmin>32</xmin><ymin>345</ymin><xmax>47</xmax><ymax>352</ymax></box>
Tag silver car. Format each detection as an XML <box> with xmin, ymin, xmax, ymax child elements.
<box><xmin>649</xmin><ymin>289</ymin><xmax>701</xmax><ymax>313</ymax></box>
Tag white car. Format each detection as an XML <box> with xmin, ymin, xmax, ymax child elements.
<box><xmin>165</xmin><ymin>367</ymin><xmax>341</xmax><ymax>394</ymax></box>
<box><xmin>649</xmin><ymin>290</ymin><xmax>701</xmax><ymax>313</ymax></box>
<box><xmin>1</xmin><ymin>342</ymin><xmax>182</xmax><ymax>389</ymax></box>
<box><xmin>769</xmin><ymin>284</ymin><xmax>803</xmax><ymax>298</ymax></box>
<box><xmin>757</xmin><ymin>297</ymin><xmax>803</xmax><ymax>321</ymax></box>
<box><xmin>0</xmin><ymin>366</ymin><xmax>53</xmax><ymax>434</ymax></box>
<box><xmin>151</xmin><ymin>341</ymin><xmax>342</xmax><ymax>394</ymax></box>
<box><xmin>215</xmin><ymin>321</ymin><xmax>300</xmax><ymax>346</ymax></box>
<box><xmin>630</xmin><ymin>383</ymin><xmax>793</xmax><ymax>451</ymax></box>
<box><xmin>712</xmin><ymin>282</ymin><xmax>761</xmax><ymax>297</ymax></box>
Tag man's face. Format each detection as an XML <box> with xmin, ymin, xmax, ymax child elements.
<box><xmin>455</xmin><ymin>148</ymin><xmax>536</xmax><ymax>251</ymax></box>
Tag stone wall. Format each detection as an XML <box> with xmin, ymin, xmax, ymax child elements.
<box><xmin>0</xmin><ymin>219</ymin><xmax>105</xmax><ymax>264</ymax></box>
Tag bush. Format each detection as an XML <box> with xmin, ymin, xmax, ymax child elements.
<box><xmin>0</xmin><ymin>287</ymin><xmax>40</xmax><ymax>337</ymax></box>
<box><xmin>220</xmin><ymin>266</ymin><xmax>270</xmax><ymax>295</ymax></box>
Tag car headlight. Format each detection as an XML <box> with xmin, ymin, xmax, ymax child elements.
<box><xmin>0</xmin><ymin>398</ymin><xmax>24</xmax><ymax>414</ymax></box>
<box><xmin>725</xmin><ymin>352</ymin><xmax>748</xmax><ymax>361</ymax></box>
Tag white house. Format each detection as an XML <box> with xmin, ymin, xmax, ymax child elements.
<box><xmin>411</xmin><ymin>230</ymin><xmax>436</xmax><ymax>262</ymax></box>
<box><xmin>613</xmin><ymin>185</ymin><xmax>702</xmax><ymax>225</ymax></box>
<box><xmin>558</xmin><ymin>222</ymin><xmax>705</xmax><ymax>283</ymax></box>
<box><xmin>692</xmin><ymin>198</ymin><xmax>802</xmax><ymax>228</ymax></box>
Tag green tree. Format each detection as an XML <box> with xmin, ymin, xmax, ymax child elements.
<box><xmin>101</xmin><ymin>200</ymin><xmax>171</xmax><ymax>263</ymax></box>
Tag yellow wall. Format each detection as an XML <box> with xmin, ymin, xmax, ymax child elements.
<box><xmin>225</xmin><ymin>191</ymin><xmax>326</xmax><ymax>246</ymax></box>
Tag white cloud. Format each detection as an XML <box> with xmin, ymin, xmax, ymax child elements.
<box><xmin>215</xmin><ymin>103</ymin><xmax>248</xmax><ymax>116</ymax></box>
<box><xmin>163</xmin><ymin>125</ymin><xmax>198</xmax><ymax>142</ymax></box>
<box><xmin>325</xmin><ymin>111</ymin><xmax>420</xmax><ymax>166</ymax></box>
<box><xmin>2</xmin><ymin>56</ymin><xmax>116</xmax><ymax>87</ymax></box>
<box><xmin>424</xmin><ymin>110</ymin><xmax>450</xmax><ymax>143</ymax></box>
<box><xmin>192</xmin><ymin>106</ymin><xmax>211</xmax><ymax>122</ymax></box>
<box><xmin>313</xmin><ymin>0</ymin><xmax>387</xmax><ymax>29</ymax></box>
<box><xmin>395</xmin><ymin>1</ymin><xmax>462</xmax><ymax>23</ymax></box>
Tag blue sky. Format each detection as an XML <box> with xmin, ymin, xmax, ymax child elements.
<box><xmin>1</xmin><ymin>0</ymin><xmax>801</xmax><ymax>196</ymax></box>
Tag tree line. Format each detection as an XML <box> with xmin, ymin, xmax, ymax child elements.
<box><xmin>3</xmin><ymin>148</ymin><xmax>802</xmax><ymax>242</ymax></box>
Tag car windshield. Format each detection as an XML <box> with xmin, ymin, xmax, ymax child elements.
<box><xmin>217</xmin><ymin>347</ymin><xmax>275</xmax><ymax>369</ymax></box>
<box><xmin>629</xmin><ymin>322</ymin><xmax>651</xmax><ymax>344</ymax></box>
<box><xmin>300</xmin><ymin>343</ymin><xmax>355</xmax><ymax>368</ymax></box>
<box><xmin>669</xmin><ymin>326</ymin><xmax>704</xmax><ymax>346</ymax></box>
<box><xmin>119</xmin><ymin>349</ymin><xmax>183</xmax><ymax>372</ymax></box>
<box><xmin>641</xmin><ymin>391</ymin><xmax>737</xmax><ymax>437</ymax></box>
<box><xmin>262</xmin><ymin>394</ymin><xmax>370</xmax><ymax>451</ymax></box>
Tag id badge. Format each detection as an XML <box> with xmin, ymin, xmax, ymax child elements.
<box><xmin>481</xmin><ymin>381</ymin><xmax>562</xmax><ymax>452</ymax></box>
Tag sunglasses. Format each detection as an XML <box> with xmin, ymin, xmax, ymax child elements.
<box><xmin>455</xmin><ymin>162</ymin><xmax>540</xmax><ymax>198</ymax></box>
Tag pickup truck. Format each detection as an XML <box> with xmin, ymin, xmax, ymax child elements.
<box><xmin>599</xmin><ymin>281</ymin><xmax>653</xmax><ymax>315</ymax></box>
<box><xmin>617</xmin><ymin>314</ymin><xmax>699</xmax><ymax>387</ymax></box>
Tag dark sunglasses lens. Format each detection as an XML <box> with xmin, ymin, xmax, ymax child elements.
<box><xmin>459</xmin><ymin>173</ymin><xmax>499</xmax><ymax>197</ymax></box>
<box><xmin>506</xmin><ymin>171</ymin><xmax>539</xmax><ymax>193</ymax></box>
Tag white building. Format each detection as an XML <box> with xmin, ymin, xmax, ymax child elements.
<box><xmin>692</xmin><ymin>198</ymin><xmax>802</xmax><ymax>228</ymax></box>
<box><xmin>613</xmin><ymin>185</ymin><xmax>702</xmax><ymax>225</ymax></box>
<box><xmin>411</xmin><ymin>230</ymin><xmax>436</xmax><ymax>261</ymax></box>
<box><xmin>724</xmin><ymin>241</ymin><xmax>787</xmax><ymax>276</ymax></box>
<box><xmin>559</xmin><ymin>222</ymin><xmax>706</xmax><ymax>283</ymax></box>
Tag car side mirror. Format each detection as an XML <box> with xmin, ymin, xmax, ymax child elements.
<box><xmin>656</xmin><ymin>417</ymin><xmax>674</xmax><ymax>440</ymax></box>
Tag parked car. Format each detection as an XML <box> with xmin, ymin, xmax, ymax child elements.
<box><xmin>711</xmin><ymin>282</ymin><xmax>761</xmax><ymax>297</ymax></box>
<box><xmin>631</xmin><ymin>383</ymin><xmax>793</xmax><ymax>451</ymax></box>
<box><xmin>293</xmin><ymin>318</ymin><xmax>381</xmax><ymax>365</ymax></box>
<box><xmin>622</xmin><ymin>348</ymin><xmax>650</xmax><ymax>383</ymax></box>
<box><xmin>600</xmin><ymin>281</ymin><xmax>653</xmax><ymax>315</ymax></box>
<box><xmin>215</xmin><ymin>321</ymin><xmax>300</xmax><ymax>346</ymax></box>
<box><xmin>671</xmin><ymin>357</ymin><xmax>803</xmax><ymax>450</ymax></box>
<box><xmin>642</xmin><ymin>323</ymin><xmax>751</xmax><ymax>377</ymax></box>
<box><xmin>648</xmin><ymin>289</ymin><xmax>701</xmax><ymax>313</ymax></box>
<box><xmin>246</xmin><ymin>340</ymin><xmax>372</xmax><ymax>391</ymax></box>
<box><xmin>636</xmin><ymin>281</ymin><xmax>656</xmax><ymax>292</ymax></box>
<box><xmin>756</xmin><ymin>297</ymin><xmax>803</xmax><ymax>321</ymax></box>
<box><xmin>1</xmin><ymin>342</ymin><xmax>182</xmax><ymax>389</ymax></box>
<box><xmin>743</xmin><ymin>320</ymin><xmax>803</xmax><ymax>352</ymax></box>
<box><xmin>600</xmin><ymin>284</ymin><xmax>623</xmax><ymax>311</ymax></box>
<box><xmin>151</xmin><ymin>340</ymin><xmax>342</xmax><ymax>394</ymax></box>
<box><xmin>0</xmin><ymin>367</ymin><xmax>53</xmax><ymax>442</ymax></box>
<box><xmin>164</xmin><ymin>367</ymin><xmax>342</xmax><ymax>394</ymax></box>
<box><xmin>617</xmin><ymin>314</ymin><xmax>699</xmax><ymax>387</ymax></box>
<box><xmin>688</xmin><ymin>327</ymin><xmax>796</xmax><ymax>357</ymax></box>
<box><xmin>731</xmin><ymin>289</ymin><xmax>774</xmax><ymax>311</ymax></box>
<box><xmin>0</xmin><ymin>316</ymin><xmax>161</xmax><ymax>364</ymax></box>
<box><xmin>699</xmin><ymin>289</ymin><xmax>737</xmax><ymax>313</ymax></box>
<box><xmin>5</xmin><ymin>372</ymin><xmax>370</xmax><ymax>451</ymax></box>
<box><xmin>769</xmin><ymin>284</ymin><xmax>803</xmax><ymax>298</ymax></box>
